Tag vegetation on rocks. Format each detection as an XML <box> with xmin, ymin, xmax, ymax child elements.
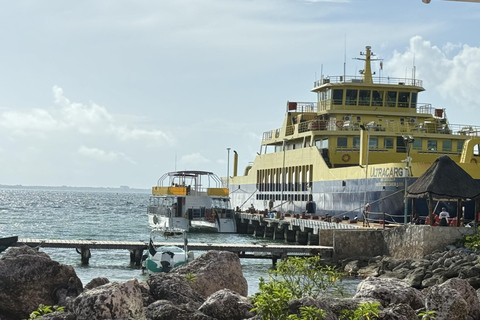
<box><xmin>251</xmin><ymin>256</ymin><xmax>342</xmax><ymax>319</ymax></box>
<box><xmin>22</xmin><ymin>304</ymin><xmax>64</xmax><ymax>320</ymax></box>
<box><xmin>464</xmin><ymin>226</ymin><xmax>480</xmax><ymax>251</ymax></box>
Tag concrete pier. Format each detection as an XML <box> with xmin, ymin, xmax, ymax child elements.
<box><xmin>13</xmin><ymin>238</ymin><xmax>333</xmax><ymax>267</ymax></box>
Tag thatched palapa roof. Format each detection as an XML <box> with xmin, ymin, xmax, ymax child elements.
<box><xmin>406</xmin><ymin>155</ymin><xmax>480</xmax><ymax>200</ymax></box>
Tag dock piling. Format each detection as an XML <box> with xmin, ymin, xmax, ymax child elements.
<box><xmin>79</xmin><ymin>246</ymin><xmax>91</xmax><ymax>265</ymax></box>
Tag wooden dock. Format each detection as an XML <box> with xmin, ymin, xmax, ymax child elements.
<box><xmin>12</xmin><ymin>238</ymin><xmax>333</xmax><ymax>266</ymax></box>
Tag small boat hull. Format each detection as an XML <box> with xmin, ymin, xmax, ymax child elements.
<box><xmin>142</xmin><ymin>228</ymin><xmax>193</xmax><ymax>274</ymax></box>
<box><xmin>0</xmin><ymin>236</ymin><xmax>18</xmax><ymax>253</ymax></box>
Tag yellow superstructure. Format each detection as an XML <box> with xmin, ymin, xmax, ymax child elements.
<box><xmin>228</xmin><ymin>46</ymin><xmax>480</xmax><ymax>221</ymax></box>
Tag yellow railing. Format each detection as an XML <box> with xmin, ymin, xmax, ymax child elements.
<box><xmin>207</xmin><ymin>188</ymin><xmax>229</xmax><ymax>196</ymax></box>
<box><xmin>152</xmin><ymin>186</ymin><xmax>186</xmax><ymax>195</ymax></box>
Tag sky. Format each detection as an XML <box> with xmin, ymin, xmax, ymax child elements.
<box><xmin>1</xmin><ymin>0</ymin><xmax>480</xmax><ymax>189</ymax></box>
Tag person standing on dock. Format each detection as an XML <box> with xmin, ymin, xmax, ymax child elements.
<box><xmin>439</xmin><ymin>207</ymin><xmax>450</xmax><ymax>226</ymax></box>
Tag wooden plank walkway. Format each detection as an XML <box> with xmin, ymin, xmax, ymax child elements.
<box><xmin>12</xmin><ymin>238</ymin><xmax>333</xmax><ymax>266</ymax></box>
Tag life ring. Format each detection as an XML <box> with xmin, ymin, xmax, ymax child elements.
<box><xmin>471</xmin><ymin>158</ymin><xmax>478</xmax><ymax>164</ymax></box>
<box><xmin>336</xmin><ymin>120</ymin><xmax>344</xmax><ymax>129</ymax></box>
<box><xmin>342</xmin><ymin>154</ymin><xmax>351</xmax><ymax>162</ymax></box>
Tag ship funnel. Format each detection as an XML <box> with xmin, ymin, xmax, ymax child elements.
<box><xmin>233</xmin><ymin>150</ymin><xmax>238</xmax><ymax>177</ymax></box>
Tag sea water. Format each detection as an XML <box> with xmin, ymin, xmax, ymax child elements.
<box><xmin>0</xmin><ymin>188</ymin><xmax>359</xmax><ymax>296</ymax></box>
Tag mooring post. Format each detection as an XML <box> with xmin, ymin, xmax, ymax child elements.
<box><xmin>130</xmin><ymin>249</ymin><xmax>144</xmax><ymax>266</ymax></box>
<box><xmin>272</xmin><ymin>255</ymin><xmax>279</xmax><ymax>268</ymax></box>
<box><xmin>80</xmin><ymin>246</ymin><xmax>91</xmax><ymax>265</ymax></box>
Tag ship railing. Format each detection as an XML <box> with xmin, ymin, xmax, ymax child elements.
<box><xmin>264</xmin><ymin>121</ymin><xmax>480</xmax><ymax>142</ymax></box>
<box><xmin>313</xmin><ymin>75</ymin><xmax>423</xmax><ymax>87</ymax></box>
<box><xmin>318</xmin><ymin>102</ymin><xmax>434</xmax><ymax>112</ymax></box>
<box><xmin>287</xmin><ymin>101</ymin><xmax>318</xmax><ymax>113</ymax></box>
<box><xmin>297</xmin><ymin>119</ymin><xmax>480</xmax><ymax>136</ymax></box>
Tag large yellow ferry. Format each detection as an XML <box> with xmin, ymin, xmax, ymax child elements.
<box><xmin>228</xmin><ymin>46</ymin><xmax>480</xmax><ymax>222</ymax></box>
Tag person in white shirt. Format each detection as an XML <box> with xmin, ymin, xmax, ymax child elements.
<box><xmin>438</xmin><ymin>207</ymin><xmax>450</xmax><ymax>226</ymax></box>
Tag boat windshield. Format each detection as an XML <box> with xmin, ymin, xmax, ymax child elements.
<box><xmin>148</xmin><ymin>196</ymin><xmax>177</xmax><ymax>216</ymax></box>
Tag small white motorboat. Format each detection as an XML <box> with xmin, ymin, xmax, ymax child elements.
<box><xmin>142</xmin><ymin>228</ymin><xmax>193</xmax><ymax>274</ymax></box>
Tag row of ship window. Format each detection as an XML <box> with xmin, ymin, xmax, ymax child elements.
<box><xmin>256</xmin><ymin>193</ymin><xmax>311</xmax><ymax>201</ymax></box>
<box><xmin>320</xmin><ymin>88</ymin><xmax>418</xmax><ymax>108</ymax></box>
<box><xmin>271</xmin><ymin>137</ymin><xmax>464</xmax><ymax>153</ymax></box>
<box><xmin>331</xmin><ymin>137</ymin><xmax>463</xmax><ymax>152</ymax></box>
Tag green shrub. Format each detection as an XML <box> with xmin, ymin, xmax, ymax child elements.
<box><xmin>288</xmin><ymin>306</ymin><xmax>327</xmax><ymax>320</ymax></box>
<box><xmin>184</xmin><ymin>272</ymin><xmax>197</xmax><ymax>284</ymax></box>
<box><xmin>418</xmin><ymin>309</ymin><xmax>436</xmax><ymax>319</ymax></box>
<box><xmin>340</xmin><ymin>302</ymin><xmax>380</xmax><ymax>320</ymax></box>
<box><xmin>464</xmin><ymin>226</ymin><xmax>480</xmax><ymax>251</ymax></box>
<box><xmin>251</xmin><ymin>256</ymin><xmax>343</xmax><ymax>320</ymax></box>
<box><xmin>23</xmin><ymin>304</ymin><xmax>64</xmax><ymax>320</ymax></box>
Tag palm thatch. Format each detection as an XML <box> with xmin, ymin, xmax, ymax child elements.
<box><xmin>406</xmin><ymin>155</ymin><xmax>480</xmax><ymax>200</ymax></box>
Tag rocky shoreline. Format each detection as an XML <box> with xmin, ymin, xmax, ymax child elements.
<box><xmin>1</xmin><ymin>244</ymin><xmax>480</xmax><ymax>320</ymax></box>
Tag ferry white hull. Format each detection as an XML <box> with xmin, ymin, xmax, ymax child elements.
<box><xmin>148</xmin><ymin>213</ymin><xmax>237</xmax><ymax>233</ymax></box>
<box><xmin>229</xmin><ymin>147</ymin><xmax>479</xmax><ymax>222</ymax></box>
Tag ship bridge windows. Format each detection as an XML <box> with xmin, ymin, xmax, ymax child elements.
<box><xmin>411</xmin><ymin>92</ymin><xmax>418</xmax><ymax>108</ymax></box>
<box><xmin>398</xmin><ymin>92</ymin><xmax>410</xmax><ymax>108</ymax></box>
<box><xmin>387</xmin><ymin>91</ymin><xmax>397</xmax><ymax>107</ymax></box>
<box><xmin>358</xmin><ymin>90</ymin><xmax>371</xmax><ymax>106</ymax></box>
<box><xmin>333</xmin><ymin>89</ymin><xmax>343</xmax><ymax>105</ymax></box>
<box><xmin>345</xmin><ymin>89</ymin><xmax>358</xmax><ymax>106</ymax></box>
<box><xmin>427</xmin><ymin>140</ymin><xmax>437</xmax><ymax>151</ymax></box>
<box><xmin>372</xmin><ymin>90</ymin><xmax>384</xmax><ymax>106</ymax></box>
<box><xmin>457</xmin><ymin>141</ymin><xmax>464</xmax><ymax>152</ymax></box>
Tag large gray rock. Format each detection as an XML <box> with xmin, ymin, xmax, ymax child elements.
<box><xmin>83</xmin><ymin>277</ymin><xmax>109</xmax><ymax>290</ymax></box>
<box><xmin>0</xmin><ymin>246</ymin><xmax>82</xmax><ymax>320</ymax></box>
<box><xmin>172</xmin><ymin>250</ymin><xmax>248</xmax><ymax>297</ymax></box>
<box><xmin>37</xmin><ymin>312</ymin><xmax>76</xmax><ymax>320</ymax></box>
<box><xmin>70</xmin><ymin>278</ymin><xmax>145</xmax><ymax>320</ymax></box>
<box><xmin>199</xmin><ymin>289</ymin><xmax>255</xmax><ymax>320</ymax></box>
<box><xmin>425</xmin><ymin>278</ymin><xmax>480</xmax><ymax>320</ymax></box>
<box><xmin>403</xmin><ymin>266</ymin><xmax>426</xmax><ymax>288</ymax></box>
<box><xmin>353</xmin><ymin>277</ymin><xmax>424</xmax><ymax>310</ymax></box>
<box><xmin>145</xmin><ymin>300</ymin><xmax>214</xmax><ymax>320</ymax></box>
<box><xmin>147</xmin><ymin>273</ymin><xmax>205</xmax><ymax>307</ymax></box>
<box><xmin>378</xmin><ymin>303</ymin><xmax>417</xmax><ymax>320</ymax></box>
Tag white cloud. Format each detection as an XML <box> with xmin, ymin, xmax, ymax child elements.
<box><xmin>77</xmin><ymin>146</ymin><xmax>136</xmax><ymax>164</ymax></box>
<box><xmin>384</xmin><ymin>36</ymin><xmax>480</xmax><ymax>123</ymax></box>
<box><xmin>112</xmin><ymin>126</ymin><xmax>173</xmax><ymax>144</ymax></box>
<box><xmin>0</xmin><ymin>86</ymin><xmax>172</xmax><ymax>144</ymax></box>
<box><xmin>0</xmin><ymin>108</ymin><xmax>58</xmax><ymax>134</ymax></box>
<box><xmin>54</xmin><ymin>86</ymin><xmax>114</xmax><ymax>134</ymax></box>
<box><xmin>180</xmin><ymin>153</ymin><xmax>211</xmax><ymax>165</ymax></box>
